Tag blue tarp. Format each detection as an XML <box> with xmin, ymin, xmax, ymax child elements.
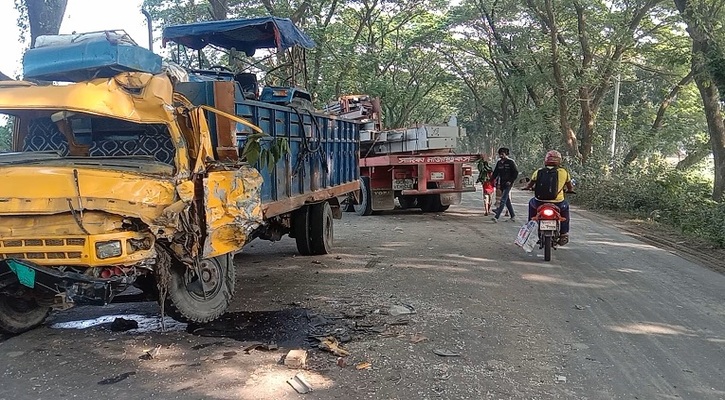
<box><xmin>23</xmin><ymin>32</ymin><xmax>162</xmax><ymax>82</ymax></box>
<box><xmin>162</xmin><ymin>17</ymin><xmax>315</xmax><ymax>56</ymax></box>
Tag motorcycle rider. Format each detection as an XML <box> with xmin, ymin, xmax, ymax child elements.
<box><xmin>523</xmin><ymin>150</ymin><xmax>574</xmax><ymax>245</ymax></box>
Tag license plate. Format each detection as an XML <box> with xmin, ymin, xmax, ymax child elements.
<box><xmin>393</xmin><ymin>179</ymin><xmax>415</xmax><ymax>190</ymax></box>
<box><xmin>539</xmin><ymin>220</ymin><xmax>558</xmax><ymax>230</ymax></box>
<box><xmin>430</xmin><ymin>172</ymin><xmax>445</xmax><ymax>180</ymax></box>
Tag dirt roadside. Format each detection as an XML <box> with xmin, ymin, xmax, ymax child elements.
<box><xmin>577</xmin><ymin>208</ymin><xmax>725</xmax><ymax>275</ymax></box>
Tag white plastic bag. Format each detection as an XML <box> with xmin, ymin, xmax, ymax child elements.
<box><xmin>515</xmin><ymin>220</ymin><xmax>539</xmax><ymax>253</ymax></box>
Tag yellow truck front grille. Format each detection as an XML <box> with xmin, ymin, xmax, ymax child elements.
<box><xmin>0</xmin><ymin>233</ymin><xmax>154</xmax><ymax>267</ymax></box>
<box><xmin>0</xmin><ymin>238</ymin><xmax>86</xmax><ymax>263</ymax></box>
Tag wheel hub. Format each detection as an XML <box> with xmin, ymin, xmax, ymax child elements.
<box><xmin>184</xmin><ymin>260</ymin><xmax>222</xmax><ymax>301</ymax></box>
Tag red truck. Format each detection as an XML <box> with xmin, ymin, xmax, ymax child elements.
<box><xmin>326</xmin><ymin>95</ymin><xmax>480</xmax><ymax>215</ymax></box>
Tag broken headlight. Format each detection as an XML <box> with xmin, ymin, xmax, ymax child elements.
<box><xmin>95</xmin><ymin>240</ymin><xmax>122</xmax><ymax>259</ymax></box>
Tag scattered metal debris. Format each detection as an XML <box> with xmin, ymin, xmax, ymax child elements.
<box><xmin>318</xmin><ymin>336</ymin><xmax>350</xmax><ymax>357</ymax></box>
<box><xmin>97</xmin><ymin>371</ymin><xmax>136</xmax><ymax>385</ymax></box>
<box><xmin>356</xmin><ymin>361</ymin><xmax>372</xmax><ymax>370</ymax></box>
<box><xmin>555</xmin><ymin>375</ymin><xmax>567</xmax><ymax>383</ymax></box>
<box><xmin>574</xmin><ymin>305</ymin><xmax>585</xmax><ymax>310</ymax></box>
<box><xmin>139</xmin><ymin>344</ymin><xmax>162</xmax><ymax>360</ymax></box>
<box><xmin>284</xmin><ymin>349</ymin><xmax>308</xmax><ymax>369</ymax></box>
<box><xmin>242</xmin><ymin>342</ymin><xmax>279</xmax><ymax>353</ymax></box>
<box><xmin>433</xmin><ymin>349</ymin><xmax>461</xmax><ymax>357</ymax></box>
<box><xmin>287</xmin><ymin>373</ymin><xmax>313</xmax><ymax>394</ymax></box>
<box><xmin>388</xmin><ymin>304</ymin><xmax>416</xmax><ymax>316</ymax></box>
<box><xmin>410</xmin><ymin>334</ymin><xmax>428</xmax><ymax>344</ymax></box>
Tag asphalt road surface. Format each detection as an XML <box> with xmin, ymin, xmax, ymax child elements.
<box><xmin>1</xmin><ymin>191</ymin><xmax>724</xmax><ymax>400</ymax></box>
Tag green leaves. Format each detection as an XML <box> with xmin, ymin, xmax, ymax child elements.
<box><xmin>241</xmin><ymin>135</ymin><xmax>290</xmax><ymax>171</ymax></box>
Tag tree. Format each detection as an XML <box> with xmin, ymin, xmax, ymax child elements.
<box><xmin>15</xmin><ymin>0</ymin><xmax>68</xmax><ymax>47</ymax></box>
<box><xmin>673</xmin><ymin>0</ymin><xmax>725</xmax><ymax>201</ymax></box>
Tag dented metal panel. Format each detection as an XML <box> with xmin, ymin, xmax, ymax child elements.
<box><xmin>202</xmin><ymin>165</ymin><xmax>264</xmax><ymax>258</ymax></box>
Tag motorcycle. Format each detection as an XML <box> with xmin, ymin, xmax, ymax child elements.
<box><xmin>531</xmin><ymin>202</ymin><xmax>566</xmax><ymax>261</ymax></box>
<box><xmin>516</xmin><ymin>188</ymin><xmax>574</xmax><ymax>262</ymax></box>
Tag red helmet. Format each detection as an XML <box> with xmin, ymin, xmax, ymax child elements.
<box><xmin>545</xmin><ymin>150</ymin><xmax>562</xmax><ymax>166</ymax></box>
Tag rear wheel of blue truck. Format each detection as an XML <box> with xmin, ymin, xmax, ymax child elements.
<box><xmin>0</xmin><ymin>295</ymin><xmax>51</xmax><ymax>334</ymax></box>
<box><xmin>292</xmin><ymin>206</ymin><xmax>313</xmax><ymax>255</ymax></box>
<box><xmin>308</xmin><ymin>202</ymin><xmax>334</xmax><ymax>255</ymax></box>
<box><xmin>354</xmin><ymin>177</ymin><xmax>373</xmax><ymax>216</ymax></box>
<box><xmin>165</xmin><ymin>253</ymin><xmax>235</xmax><ymax>323</ymax></box>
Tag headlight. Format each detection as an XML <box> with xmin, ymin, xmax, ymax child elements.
<box><xmin>95</xmin><ymin>240</ymin><xmax>122</xmax><ymax>259</ymax></box>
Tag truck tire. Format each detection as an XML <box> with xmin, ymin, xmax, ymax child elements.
<box><xmin>308</xmin><ymin>202</ymin><xmax>334</xmax><ymax>255</ymax></box>
<box><xmin>420</xmin><ymin>194</ymin><xmax>446</xmax><ymax>213</ymax></box>
<box><xmin>292</xmin><ymin>206</ymin><xmax>312</xmax><ymax>255</ymax></box>
<box><xmin>166</xmin><ymin>253</ymin><xmax>235</xmax><ymax>323</ymax></box>
<box><xmin>398</xmin><ymin>195</ymin><xmax>416</xmax><ymax>209</ymax></box>
<box><xmin>354</xmin><ymin>177</ymin><xmax>373</xmax><ymax>216</ymax></box>
<box><xmin>0</xmin><ymin>295</ymin><xmax>50</xmax><ymax>334</ymax></box>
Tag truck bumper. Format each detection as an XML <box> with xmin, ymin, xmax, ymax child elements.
<box><xmin>0</xmin><ymin>259</ymin><xmax>136</xmax><ymax>306</ymax></box>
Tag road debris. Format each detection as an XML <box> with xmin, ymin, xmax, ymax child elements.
<box><xmin>574</xmin><ymin>305</ymin><xmax>585</xmax><ymax>310</ymax></box>
<box><xmin>242</xmin><ymin>342</ymin><xmax>279</xmax><ymax>353</ymax></box>
<box><xmin>356</xmin><ymin>362</ymin><xmax>372</xmax><ymax>370</ymax></box>
<box><xmin>388</xmin><ymin>304</ymin><xmax>416</xmax><ymax>316</ymax></box>
<box><xmin>284</xmin><ymin>349</ymin><xmax>308</xmax><ymax>369</ymax></box>
<box><xmin>139</xmin><ymin>344</ymin><xmax>162</xmax><ymax>360</ymax></box>
<box><xmin>410</xmin><ymin>334</ymin><xmax>428</xmax><ymax>344</ymax></box>
<box><xmin>109</xmin><ymin>317</ymin><xmax>138</xmax><ymax>332</ymax></box>
<box><xmin>336</xmin><ymin>357</ymin><xmax>347</xmax><ymax>368</ymax></box>
<box><xmin>287</xmin><ymin>373</ymin><xmax>313</xmax><ymax>394</ymax></box>
<box><xmin>433</xmin><ymin>348</ymin><xmax>461</xmax><ymax>357</ymax></box>
<box><xmin>555</xmin><ymin>375</ymin><xmax>567</xmax><ymax>383</ymax></box>
<box><xmin>318</xmin><ymin>336</ymin><xmax>350</xmax><ymax>357</ymax></box>
<box><xmin>97</xmin><ymin>371</ymin><xmax>136</xmax><ymax>385</ymax></box>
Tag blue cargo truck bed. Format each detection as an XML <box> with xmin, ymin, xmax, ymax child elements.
<box><xmin>175</xmin><ymin>80</ymin><xmax>360</xmax><ymax>219</ymax></box>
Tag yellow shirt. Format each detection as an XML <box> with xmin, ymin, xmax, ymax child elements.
<box><xmin>530</xmin><ymin>167</ymin><xmax>571</xmax><ymax>202</ymax></box>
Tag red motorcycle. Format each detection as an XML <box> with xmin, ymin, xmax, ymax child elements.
<box><xmin>531</xmin><ymin>203</ymin><xmax>567</xmax><ymax>261</ymax></box>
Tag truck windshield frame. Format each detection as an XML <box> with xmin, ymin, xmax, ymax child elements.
<box><xmin>1</xmin><ymin>110</ymin><xmax>178</xmax><ymax>173</ymax></box>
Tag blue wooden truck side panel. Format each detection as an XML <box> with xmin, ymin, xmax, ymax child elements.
<box><xmin>175</xmin><ymin>81</ymin><xmax>359</xmax><ymax>207</ymax></box>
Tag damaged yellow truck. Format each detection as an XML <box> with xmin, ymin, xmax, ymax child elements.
<box><xmin>0</xmin><ymin>20</ymin><xmax>359</xmax><ymax>333</ymax></box>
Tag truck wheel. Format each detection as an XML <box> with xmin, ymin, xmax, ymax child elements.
<box><xmin>398</xmin><ymin>195</ymin><xmax>416</xmax><ymax>209</ymax></box>
<box><xmin>308</xmin><ymin>202</ymin><xmax>334</xmax><ymax>255</ymax></box>
<box><xmin>292</xmin><ymin>206</ymin><xmax>312</xmax><ymax>255</ymax></box>
<box><xmin>354</xmin><ymin>177</ymin><xmax>373</xmax><ymax>216</ymax></box>
<box><xmin>166</xmin><ymin>253</ymin><xmax>235</xmax><ymax>323</ymax></box>
<box><xmin>0</xmin><ymin>295</ymin><xmax>50</xmax><ymax>334</ymax></box>
<box><xmin>420</xmin><ymin>194</ymin><xmax>444</xmax><ymax>212</ymax></box>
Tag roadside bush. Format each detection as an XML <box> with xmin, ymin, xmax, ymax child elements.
<box><xmin>570</xmin><ymin>161</ymin><xmax>725</xmax><ymax>247</ymax></box>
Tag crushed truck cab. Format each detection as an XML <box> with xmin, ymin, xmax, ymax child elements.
<box><xmin>0</xmin><ymin>19</ymin><xmax>359</xmax><ymax>334</ymax></box>
<box><xmin>0</xmin><ymin>72</ymin><xmax>264</xmax><ymax>333</ymax></box>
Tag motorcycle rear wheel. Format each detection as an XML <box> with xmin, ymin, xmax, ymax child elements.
<box><xmin>543</xmin><ymin>235</ymin><xmax>552</xmax><ymax>261</ymax></box>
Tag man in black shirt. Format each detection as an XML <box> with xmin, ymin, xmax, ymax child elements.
<box><xmin>490</xmin><ymin>147</ymin><xmax>518</xmax><ymax>222</ymax></box>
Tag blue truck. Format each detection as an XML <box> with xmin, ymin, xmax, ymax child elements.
<box><xmin>163</xmin><ymin>17</ymin><xmax>361</xmax><ymax>256</ymax></box>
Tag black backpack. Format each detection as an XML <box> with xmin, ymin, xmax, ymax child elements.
<box><xmin>534</xmin><ymin>167</ymin><xmax>560</xmax><ymax>200</ymax></box>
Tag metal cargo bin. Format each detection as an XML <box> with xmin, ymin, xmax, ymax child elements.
<box><xmin>175</xmin><ymin>81</ymin><xmax>359</xmax><ymax>215</ymax></box>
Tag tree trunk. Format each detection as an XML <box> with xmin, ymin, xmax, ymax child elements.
<box><xmin>675</xmin><ymin>0</ymin><xmax>725</xmax><ymax>201</ymax></box>
<box><xmin>541</xmin><ymin>0</ymin><xmax>580</xmax><ymax>157</ymax></box>
<box><xmin>622</xmin><ymin>71</ymin><xmax>694</xmax><ymax>166</ymax></box>
<box><xmin>25</xmin><ymin>0</ymin><xmax>68</xmax><ymax>47</ymax></box>
<box><xmin>207</xmin><ymin>0</ymin><xmax>228</xmax><ymax>20</ymax></box>
<box><xmin>693</xmin><ymin>67</ymin><xmax>725</xmax><ymax>201</ymax></box>
<box><xmin>676</xmin><ymin>139</ymin><xmax>712</xmax><ymax>170</ymax></box>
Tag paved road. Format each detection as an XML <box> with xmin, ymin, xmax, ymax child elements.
<box><xmin>1</xmin><ymin>191</ymin><xmax>724</xmax><ymax>400</ymax></box>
